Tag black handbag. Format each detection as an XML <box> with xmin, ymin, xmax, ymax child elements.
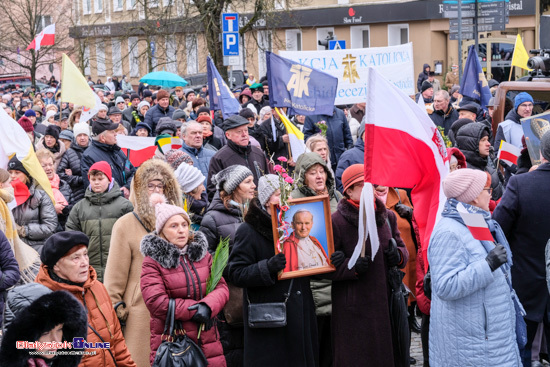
<box><xmin>247</xmin><ymin>280</ymin><xmax>294</xmax><ymax>329</ymax></box>
<box><xmin>152</xmin><ymin>299</ymin><xmax>208</xmax><ymax>367</ymax></box>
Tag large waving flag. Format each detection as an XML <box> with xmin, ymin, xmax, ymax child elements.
<box><xmin>511</xmin><ymin>34</ymin><xmax>533</xmax><ymax>71</ymax></box>
<box><xmin>206</xmin><ymin>56</ymin><xmax>241</xmax><ymax>119</ymax></box>
<box><xmin>266</xmin><ymin>51</ymin><xmax>338</xmax><ymax>116</ymax></box>
<box><xmin>80</xmin><ymin>93</ymin><xmax>103</xmax><ymax>124</ymax></box>
<box><xmin>60</xmin><ymin>54</ymin><xmax>96</xmax><ymax>108</ymax></box>
<box><xmin>0</xmin><ymin>108</ymin><xmax>54</xmax><ymax>203</ymax></box>
<box><xmin>275</xmin><ymin>107</ymin><xmax>306</xmax><ymax>159</ymax></box>
<box><xmin>460</xmin><ymin>45</ymin><xmax>492</xmax><ymax>109</ymax></box>
<box><xmin>348</xmin><ymin>67</ymin><xmax>448</xmax><ymax>269</ymax></box>
<box><xmin>27</xmin><ymin>24</ymin><xmax>55</xmax><ymax>51</ymax></box>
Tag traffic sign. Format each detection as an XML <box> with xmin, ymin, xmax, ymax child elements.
<box><xmin>450</xmin><ymin>25</ymin><xmax>475</xmax><ymax>33</ymax></box>
<box><xmin>449</xmin><ymin>15</ymin><xmax>507</xmax><ymax>26</ymax></box>
<box><xmin>450</xmin><ymin>32</ymin><xmax>474</xmax><ymax>40</ymax></box>
<box><xmin>223</xmin><ymin>33</ymin><xmax>239</xmax><ymax>56</ymax></box>
<box><xmin>329</xmin><ymin>40</ymin><xmax>346</xmax><ymax>50</ymax></box>
<box><xmin>222</xmin><ymin>13</ymin><xmax>239</xmax><ymax>33</ymax></box>
<box><xmin>477</xmin><ymin>23</ymin><xmax>506</xmax><ymax>31</ymax></box>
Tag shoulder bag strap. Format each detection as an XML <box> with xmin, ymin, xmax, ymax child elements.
<box><xmin>132</xmin><ymin>211</ymin><xmax>152</xmax><ymax>232</ymax></box>
<box><xmin>283</xmin><ymin>279</ymin><xmax>294</xmax><ymax>303</ymax></box>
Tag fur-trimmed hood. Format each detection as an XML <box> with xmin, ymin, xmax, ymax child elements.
<box><xmin>293</xmin><ymin>152</ymin><xmax>338</xmax><ymax>199</ymax></box>
<box><xmin>129</xmin><ymin>159</ymin><xmax>182</xmax><ymax>232</ymax></box>
<box><xmin>0</xmin><ymin>289</ymin><xmax>88</xmax><ymax>367</ymax></box>
<box><xmin>140</xmin><ymin>230</ymin><xmax>208</xmax><ymax>268</ymax></box>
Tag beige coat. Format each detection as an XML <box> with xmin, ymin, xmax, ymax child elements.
<box><xmin>104</xmin><ymin>159</ymin><xmax>183</xmax><ymax>367</ymax></box>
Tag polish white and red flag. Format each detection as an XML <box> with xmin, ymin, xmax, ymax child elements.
<box><xmin>27</xmin><ymin>24</ymin><xmax>55</xmax><ymax>51</ymax></box>
<box><xmin>457</xmin><ymin>203</ymin><xmax>494</xmax><ymax>242</ymax></box>
<box><xmin>348</xmin><ymin>67</ymin><xmax>449</xmax><ymax>269</ymax></box>
<box><xmin>498</xmin><ymin>140</ymin><xmax>521</xmax><ymax>166</ymax></box>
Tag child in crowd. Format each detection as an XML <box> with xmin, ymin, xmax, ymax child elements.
<box><xmin>66</xmin><ymin>161</ymin><xmax>133</xmax><ymax>282</ymax></box>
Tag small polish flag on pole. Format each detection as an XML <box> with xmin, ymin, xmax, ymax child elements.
<box><xmin>457</xmin><ymin>203</ymin><xmax>494</xmax><ymax>242</ymax></box>
<box><xmin>498</xmin><ymin>140</ymin><xmax>521</xmax><ymax>166</ymax></box>
<box><xmin>27</xmin><ymin>24</ymin><xmax>56</xmax><ymax>51</ymax></box>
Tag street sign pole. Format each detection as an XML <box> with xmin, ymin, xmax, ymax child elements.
<box><xmin>458</xmin><ymin>0</ymin><xmax>463</xmax><ymax>83</ymax></box>
<box><xmin>474</xmin><ymin>0</ymin><xmax>479</xmax><ymax>54</ymax></box>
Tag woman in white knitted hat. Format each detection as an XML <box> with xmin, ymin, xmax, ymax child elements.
<box><xmin>174</xmin><ymin>163</ymin><xmax>207</xmax><ymax>230</ymax></box>
<box><xmin>428</xmin><ymin>168</ymin><xmax>521</xmax><ymax>366</ymax></box>
<box><xmin>140</xmin><ymin>193</ymin><xmax>229</xmax><ymax>366</ymax></box>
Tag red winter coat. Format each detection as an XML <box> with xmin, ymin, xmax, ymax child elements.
<box><xmin>140</xmin><ymin>231</ymin><xmax>229</xmax><ymax>366</ymax></box>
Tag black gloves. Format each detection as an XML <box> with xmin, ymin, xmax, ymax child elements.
<box><xmin>395</xmin><ymin>204</ymin><xmax>413</xmax><ymax>220</ymax></box>
<box><xmin>385</xmin><ymin>239</ymin><xmax>401</xmax><ymax>267</ymax></box>
<box><xmin>330</xmin><ymin>251</ymin><xmax>345</xmax><ymax>267</ymax></box>
<box><xmin>267</xmin><ymin>253</ymin><xmax>286</xmax><ymax>273</ymax></box>
<box><xmin>188</xmin><ymin>303</ymin><xmax>213</xmax><ymax>330</ymax></box>
<box><xmin>355</xmin><ymin>256</ymin><xmax>370</xmax><ymax>274</ymax></box>
<box><xmin>486</xmin><ymin>244</ymin><xmax>507</xmax><ymax>272</ymax></box>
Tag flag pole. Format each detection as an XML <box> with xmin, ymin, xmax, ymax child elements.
<box><xmin>508</xmin><ymin>65</ymin><xmax>514</xmax><ymax>82</ymax></box>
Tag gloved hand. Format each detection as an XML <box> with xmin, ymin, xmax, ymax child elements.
<box><xmin>267</xmin><ymin>253</ymin><xmax>286</xmax><ymax>273</ymax></box>
<box><xmin>355</xmin><ymin>256</ymin><xmax>370</xmax><ymax>274</ymax></box>
<box><xmin>485</xmin><ymin>244</ymin><xmax>507</xmax><ymax>271</ymax></box>
<box><xmin>188</xmin><ymin>303</ymin><xmax>212</xmax><ymax>326</ymax></box>
<box><xmin>384</xmin><ymin>239</ymin><xmax>401</xmax><ymax>267</ymax></box>
<box><xmin>330</xmin><ymin>251</ymin><xmax>345</xmax><ymax>267</ymax></box>
<box><xmin>395</xmin><ymin>204</ymin><xmax>413</xmax><ymax>220</ymax></box>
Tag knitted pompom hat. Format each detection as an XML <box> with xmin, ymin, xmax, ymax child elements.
<box><xmin>212</xmin><ymin>165</ymin><xmax>253</xmax><ymax>195</ymax></box>
<box><xmin>442</xmin><ymin>168</ymin><xmax>490</xmax><ymax>203</ymax></box>
<box><xmin>258</xmin><ymin>174</ymin><xmax>279</xmax><ymax>206</ymax></box>
<box><xmin>150</xmin><ymin>193</ymin><xmax>190</xmax><ymax>233</ymax></box>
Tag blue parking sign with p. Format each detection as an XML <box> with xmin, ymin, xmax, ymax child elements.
<box><xmin>223</xmin><ymin>33</ymin><xmax>239</xmax><ymax>56</ymax></box>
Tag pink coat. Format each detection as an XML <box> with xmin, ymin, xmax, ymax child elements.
<box><xmin>140</xmin><ymin>231</ymin><xmax>229</xmax><ymax>366</ymax></box>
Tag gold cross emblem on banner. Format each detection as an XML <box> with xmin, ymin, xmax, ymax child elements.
<box><xmin>342</xmin><ymin>54</ymin><xmax>360</xmax><ymax>83</ymax></box>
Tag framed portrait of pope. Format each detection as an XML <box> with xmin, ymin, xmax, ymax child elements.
<box><xmin>270</xmin><ymin>195</ymin><xmax>336</xmax><ymax>280</ymax></box>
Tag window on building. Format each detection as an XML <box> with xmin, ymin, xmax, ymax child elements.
<box><xmin>316</xmin><ymin>27</ymin><xmax>334</xmax><ymax>50</ymax></box>
<box><xmin>113</xmin><ymin>0</ymin><xmax>123</xmax><ymax>10</ymax></box>
<box><xmin>127</xmin><ymin>0</ymin><xmax>136</xmax><ymax>9</ymax></box>
<box><xmin>36</xmin><ymin>16</ymin><xmax>52</xmax><ymax>32</ymax></box>
<box><xmin>163</xmin><ymin>0</ymin><xmax>173</xmax><ymax>6</ymax></box>
<box><xmin>258</xmin><ymin>30</ymin><xmax>272</xmax><ymax>78</ymax></box>
<box><xmin>388</xmin><ymin>24</ymin><xmax>409</xmax><ymax>46</ymax></box>
<box><xmin>128</xmin><ymin>37</ymin><xmax>139</xmax><ymax>77</ymax></box>
<box><xmin>285</xmin><ymin>29</ymin><xmax>302</xmax><ymax>51</ymax></box>
<box><xmin>84</xmin><ymin>45</ymin><xmax>91</xmax><ymax>76</ymax></box>
<box><xmin>274</xmin><ymin>0</ymin><xmax>285</xmax><ymax>9</ymax></box>
<box><xmin>186</xmin><ymin>35</ymin><xmax>198</xmax><ymax>75</ymax></box>
<box><xmin>166</xmin><ymin>36</ymin><xmax>177</xmax><ymax>74</ymax></box>
<box><xmin>83</xmin><ymin>0</ymin><xmax>91</xmax><ymax>14</ymax></box>
<box><xmin>112</xmin><ymin>39</ymin><xmax>122</xmax><ymax>76</ymax></box>
<box><xmin>148</xmin><ymin>0</ymin><xmax>159</xmax><ymax>8</ymax></box>
<box><xmin>150</xmin><ymin>40</ymin><xmax>157</xmax><ymax>71</ymax></box>
<box><xmin>94</xmin><ymin>0</ymin><xmax>103</xmax><ymax>13</ymax></box>
<box><xmin>350</xmin><ymin>26</ymin><xmax>370</xmax><ymax>49</ymax></box>
<box><xmin>338</xmin><ymin>0</ymin><xmax>349</xmax><ymax>4</ymax></box>
<box><xmin>96</xmin><ymin>40</ymin><xmax>106</xmax><ymax>76</ymax></box>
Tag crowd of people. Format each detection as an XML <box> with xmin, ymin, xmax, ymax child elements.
<box><xmin>0</xmin><ymin>64</ymin><xmax>548</xmax><ymax>367</ymax></box>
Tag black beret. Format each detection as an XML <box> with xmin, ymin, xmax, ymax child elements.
<box><xmin>92</xmin><ymin>118</ymin><xmax>119</xmax><ymax>135</ymax></box>
<box><xmin>457</xmin><ymin>103</ymin><xmax>479</xmax><ymax>114</ymax></box>
<box><xmin>41</xmin><ymin>231</ymin><xmax>89</xmax><ymax>268</ymax></box>
<box><xmin>222</xmin><ymin>115</ymin><xmax>249</xmax><ymax>132</ymax></box>
<box><xmin>108</xmin><ymin>106</ymin><xmax>122</xmax><ymax>116</ymax></box>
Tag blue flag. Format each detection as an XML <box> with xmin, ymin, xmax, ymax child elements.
<box><xmin>460</xmin><ymin>46</ymin><xmax>492</xmax><ymax>109</ymax></box>
<box><xmin>266</xmin><ymin>51</ymin><xmax>338</xmax><ymax>116</ymax></box>
<box><xmin>206</xmin><ymin>56</ymin><xmax>241</xmax><ymax>119</ymax></box>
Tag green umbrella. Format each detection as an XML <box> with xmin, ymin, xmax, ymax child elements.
<box><xmin>139</xmin><ymin>71</ymin><xmax>188</xmax><ymax>88</ymax></box>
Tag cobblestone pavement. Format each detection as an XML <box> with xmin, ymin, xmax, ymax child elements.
<box><xmin>410</xmin><ymin>317</ymin><xmax>424</xmax><ymax>365</ymax></box>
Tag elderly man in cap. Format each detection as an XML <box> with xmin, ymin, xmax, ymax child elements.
<box><xmin>144</xmin><ymin>89</ymin><xmax>175</xmax><ymax>134</ymax></box>
<box><xmin>206</xmin><ymin>115</ymin><xmax>270</xmax><ymax>201</ymax></box>
<box><xmin>81</xmin><ymin>119</ymin><xmax>135</xmax><ymax>198</ymax></box>
<box><xmin>495</xmin><ymin>92</ymin><xmax>534</xmax><ymax>153</ymax></box>
<box><xmin>493</xmin><ymin>132</ymin><xmax>550</xmax><ymax>366</ymax></box>
<box><xmin>109</xmin><ymin>106</ymin><xmax>131</xmax><ymax>132</ymax></box>
<box><xmin>122</xmin><ymin>93</ymin><xmax>141</xmax><ymax>128</ymax></box>
<box><xmin>35</xmin><ymin>231</ymin><xmax>137</xmax><ymax>367</ymax></box>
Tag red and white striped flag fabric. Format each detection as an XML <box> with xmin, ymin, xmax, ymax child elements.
<box><xmin>348</xmin><ymin>67</ymin><xmax>449</xmax><ymax>269</ymax></box>
<box><xmin>457</xmin><ymin>203</ymin><xmax>494</xmax><ymax>242</ymax></box>
<box><xmin>498</xmin><ymin>140</ymin><xmax>521</xmax><ymax>166</ymax></box>
<box><xmin>27</xmin><ymin>24</ymin><xmax>55</xmax><ymax>51</ymax></box>
<box><xmin>117</xmin><ymin>136</ymin><xmax>157</xmax><ymax>167</ymax></box>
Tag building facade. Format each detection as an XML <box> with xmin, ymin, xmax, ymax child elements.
<box><xmin>70</xmin><ymin>0</ymin><xmax>538</xmax><ymax>89</ymax></box>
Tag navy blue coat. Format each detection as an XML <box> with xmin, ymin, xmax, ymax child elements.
<box><xmin>493</xmin><ymin>163</ymin><xmax>550</xmax><ymax>322</ymax></box>
<box><xmin>303</xmin><ymin>107</ymin><xmax>353</xmax><ymax>172</ymax></box>
<box><xmin>143</xmin><ymin>104</ymin><xmax>175</xmax><ymax>135</ymax></box>
<box><xmin>334</xmin><ymin>138</ymin><xmax>364</xmax><ymax>192</ymax></box>
<box><xmin>0</xmin><ymin>230</ymin><xmax>21</xmax><ymax>327</ymax></box>
<box><xmin>80</xmin><ymin>140</ymin><xmax>136</xmax><ymax>190</ymax></box>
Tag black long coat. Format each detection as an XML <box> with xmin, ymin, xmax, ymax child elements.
<box><xmin>330</xmin><ymin>198</ymin><xmax>408</xmax><ymax>367</ymax></box>
<box><xmin>493</xmin><ymin>163</ymin><xmax>550</xmax><ymax>322</ymax></box>
<box><xmin>228</xmin><ymin>199</ymin><xmax>319</xmax><ymax>367</ymax></box>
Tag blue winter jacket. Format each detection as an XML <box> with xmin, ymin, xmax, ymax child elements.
<box><xmin>180</xmin><ymin>142</ymin><xmax>215</xmax><ymax>185</ymax></box>
<box><xmin>303</xmin><ymin>107</ymin><xmax>353</xmax><ymax>172</ymax></box>
<box><xmin>428</xmin><ymin>216</ymin><xmax>521</xmax><ymax>367</ymax></box>
<box><xmin>143</xmin><ymin>104</ymin><xmax>175</xmax><ymax>135</ymax></box>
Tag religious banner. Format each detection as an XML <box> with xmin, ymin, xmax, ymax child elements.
<box><xmin>280</xmin><ymin>43</ymin><xmax>415</xmax><ymax>105</ymax></box>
